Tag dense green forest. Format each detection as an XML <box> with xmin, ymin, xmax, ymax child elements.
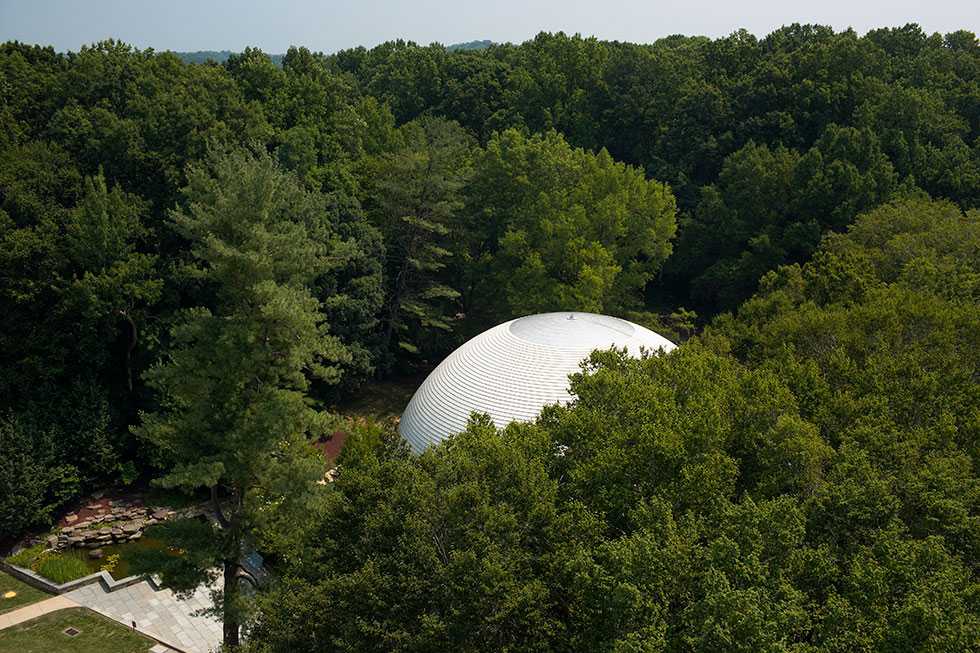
<box><xmin>0</xmin><ymin>23</ymin><xmax>978</xmax><ymax>651</ymax></box>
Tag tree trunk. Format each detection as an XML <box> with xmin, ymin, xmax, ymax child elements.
<box><xmin>118</xmin><ymin>309</ymin><xmax>137</xmax><ymax>392</ymax></box>
<box><xmin>223</xmin><ymin>556</ymin><xmax>240</xmax><ymax>648</ymax></box>
<box><xmin>380</xmin><ymin>259</ymin><xmax>411</xmax><ymax>369</ymax></box>
<box><xmin>222</xmin><ymin>489</ymin><xmax>243</xmax><ymax>649</ymax></box>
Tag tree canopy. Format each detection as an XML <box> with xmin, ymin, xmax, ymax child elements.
<box><xmin>0</xmin><ymin>25</ymin><xmax>977</xmax><ymax>652</ymax></box>
<box><xmin>246</xmin><ymin>197</ymin><xmax>980</xmax><ymax>652</ymax></box>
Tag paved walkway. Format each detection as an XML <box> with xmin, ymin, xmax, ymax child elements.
<box><xmin>0</xmin><ymin>595</ymin><xmax>181</xmax><ymax>653</ymax></box>
<box><xmin>66</xmin><ymin>578</ymin><xmax>222</xmax><ymax>653</ymax></box>
<box><xmin>0</xmin><ymin>595</ymin><xmax>79</xmax><ymax>629</ymax></box>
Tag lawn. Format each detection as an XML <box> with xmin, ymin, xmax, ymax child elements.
<box><xmin>0</xmin><ymin>572</ymin><xmax>49</xmax><ymax>615</ymax></box>
<box><xmin>0</xmin><ymin>607</ymin><xmax>156</xmax><ymax>653</ymax></box>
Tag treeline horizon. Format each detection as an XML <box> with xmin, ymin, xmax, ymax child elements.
<box><xmin>0</xmin><ymin>22</ymin><xmax>978</xmax><ymax>651</ymax></box>
<box><xmin>30</xmin><ymin>38</ymin><xmax>496</xmax><ymax>65</ymax></box>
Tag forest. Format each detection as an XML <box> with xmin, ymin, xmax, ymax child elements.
<box><xmin>0</xmin><ymin>23</ymin><xmax>978</xmax><ymax>651</ymax></box>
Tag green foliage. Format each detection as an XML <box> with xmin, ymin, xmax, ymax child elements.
<box><xmin>247</xmin><ymin>416</ymin><xmax>565</xmax><ymax>652</ymax></box>
<box><xmin>64</xmin><ymin>171</ymin><xmax>162</xmax><ymax>391</ymax></box>
<box><xmin>7</xmin><ymin>543</ymin><xmax>96</xmax><ymax>585</ymax></box>
<box><xmin>335</xmin><ymin>27</ymin><xmax>980</xmax><ymax>313</ymax></box>
<box><xmin>246</xmin><ymin>197</ymin><xmax>980</xmax><ymax>652</ymax></box>
<box><xmin>0</xmin><ymin>414</ymin><xmax>80</xmax><ymax>537</ymax></box>
<box><xmin>1</xmin><ymin>26</ymin><xmax>979</xmax><ymax>651</ymax></box>
<box><xmin>129</xmin><ymin>519</ymin><xmax>222</xmax><ymax>593</ymax></box>
<box><xmin>711</xmin><ymin>198</ymin><xmax>980</xmax><ymax>565</ymax></box>
<box><xmin>669</xmin><ymin>125</ymin><xmax>900</xmax><ymax>312</ymax></box>
<box><xmin>364</xmin><ymin>116</ymin><xmax>476</xmax><ymax>364</ymax></box>
<box><xmin>33</xmin><ymin>551</ymin><xmax>91</xmax><ymax>584</ymax></box>
<box><xmin>464</xmin><ymin>129</ymin><xmax>676</xmax><ymax>323</ymax></box>
<box><xmin>134</xmin><ymin>146</ymin><xmax>342</xmax><ymax>646</ymax></box>
<box><xmin>5</xmin><ymin>543</ymin><xmax>45</xmax><ymax>568</ymax></box>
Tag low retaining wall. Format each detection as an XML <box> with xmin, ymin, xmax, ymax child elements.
<box><xmin>0</xmin><ymin>560</ymin><xmax>160</xmax><ymax>595</ymax></box>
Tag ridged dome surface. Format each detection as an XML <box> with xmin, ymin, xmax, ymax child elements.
<box><xmin>399</xmin><ymin>312</ymin><xmax>676</xmax><ymax>453</ymax></box>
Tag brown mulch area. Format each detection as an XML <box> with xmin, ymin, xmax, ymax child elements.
<box><xmin>313</xmin><ymin>430</ymin><xmax>349</xmax><ymax>464</ymax></box>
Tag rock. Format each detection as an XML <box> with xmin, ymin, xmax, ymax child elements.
<box><xmin>111</xmin><ymin>527</ymin><xmax>123</xmax><ymax>536</ymax></box>
<box><xmin>46</xmin><ymin>535</ymin><xmax>58</xmax><ymax>548</ymax></box>
<box><xmin>67</xmin><ymin>536</ymin><xmax>85</xmax><ymax>545</ymax></box>
<box><xmin>92</xmin><ymin>490</ymin><xmax>104</xmax><ymax>499</ymax></box>
<box><xmin>146</xmin><ymin>518</ymin><xmax>158</xmax><ymax>526</ymax></box>
<box><xmin>64</xmin><ymin>513</ymin><xmax>78</xmax><ymax>524</ymax></box>
<box><xmin>85</xmin><ymin>541</ymin><xmax>102</xmax><ymax>549</ymax></box>
<box><xmin>122</xmin><ymin>520</ymin><xmax>143</xmax><ymax>534</ymax></box>
<box><xmin>88</xmin><ymin>548</ymin><xmax>104</xmax><ymax>559</ymax></box>
<box><xmin>152</xmin><ymin>509</ymin><xmax>170</xmax><ymax>520</ymax></box>
<box><xmin>128</xmin><ymin>532</ymin><xmax>142</xmax><ymax>541</ymax></box>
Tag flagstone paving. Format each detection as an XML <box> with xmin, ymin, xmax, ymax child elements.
<box><xmin>65</xmin><ymin>577</ymin><xmax>222</xmax><ymax>653</ymax></box>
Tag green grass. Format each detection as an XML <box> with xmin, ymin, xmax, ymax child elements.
<box><xmin>0</xmin><ymin>572</ymin><xmax>49</xmax><ymax>615</ymax></box>
<box><xmin>0</xmin><ymin>607</ymin><xmax>156</xmax><ymax>653</ymax></box>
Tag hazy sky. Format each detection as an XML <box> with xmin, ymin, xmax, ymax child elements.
<box><xmin>1</xmin><ymin>0</ymin><xmax>977</xmax><ymax>53</ymax></box>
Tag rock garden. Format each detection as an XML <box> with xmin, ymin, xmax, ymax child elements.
<box><xmin>51</xmin><ymin>500</ymin><xmax>204</xmax><ymax>555</ymax></box>
<box><xmin>5</xmin><ymin>492</ymin><xmax>211</xmax><ymax>585</ymax></box>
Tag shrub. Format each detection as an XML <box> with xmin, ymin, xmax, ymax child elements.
<box><xmin>34</xmin><ymin>552</ymin><xmax>90</xmax><ymax>584</ymax></box>
<box><xmin>100</xmin><ymin>553</ymin><xmax>121</xmax><ymax>575</ymax></box>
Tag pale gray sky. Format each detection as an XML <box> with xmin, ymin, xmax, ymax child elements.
<box><xmin>1</xmin><ymin>0</ymin><xmax>977</xmax><ymax>53</ymax></box>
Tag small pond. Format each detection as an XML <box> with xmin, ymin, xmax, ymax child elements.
<box><xmin>77</xmin><ymin>537</ymin><xmax>168</xmax><ymax>579</ymax></box>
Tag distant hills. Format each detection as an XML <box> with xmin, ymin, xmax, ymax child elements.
<box><xmin>446</xmin><ymin>40</ymin><xmax>493</xmax><ymax>51</ymax></box>
<box><xmin>172</xmin><ymin>40</ymin><xmax>493</xmax><ymax>65</ymax></box>
<box><xmin>172</xmin><ymin>50</ymin><xmax>283</xmax><ymax>65</ymax></box>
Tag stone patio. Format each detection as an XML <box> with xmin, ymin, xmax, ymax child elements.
<box><xmin>65</xmin><ymin>575</ymin><xmax>222</xmax><ymax>653</ymax></box>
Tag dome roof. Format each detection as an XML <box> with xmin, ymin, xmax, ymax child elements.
<box><xmin>399</xmin><ymin>312</ymin><xmax>676</xmax><ymax>452</ymax></box>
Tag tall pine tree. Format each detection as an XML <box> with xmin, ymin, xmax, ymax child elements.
<box><xmin>134</xmin><ymin>147</ymin><xmax>351</xmax><ymax>648</ymax></box>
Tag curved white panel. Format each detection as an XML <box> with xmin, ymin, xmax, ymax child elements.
<box><xmin>399</xmin><ymin>312</ymin><xmax>676</xmax><ymax>453</ymax></box>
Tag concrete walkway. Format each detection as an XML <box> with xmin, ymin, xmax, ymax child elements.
<box><xmin>0</xmin><ymin>597</ymin><xmax>180</xmax><ymax>652</ymax></box>
<box><xmin>0</xmin><ymin>595</ymin><xmax>79</xmax><ymax>630</ymax></box>
<box><xmin>65</xmin><ymin>576</ymin><xmax>222</xmax><ymax>653</ymax></box>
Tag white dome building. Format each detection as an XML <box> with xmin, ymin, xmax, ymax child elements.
<box><xmin>399</xmin><ymin>311</ymin><xmax>676</xmax><ymax>453</ymax></box>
